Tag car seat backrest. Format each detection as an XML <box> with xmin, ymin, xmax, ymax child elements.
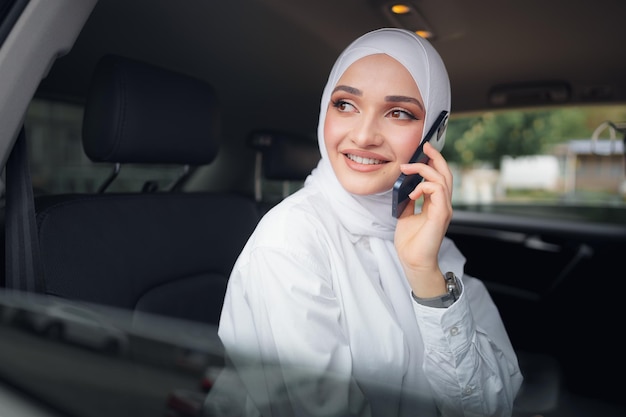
<box><xmin>82</xmin><ymin>55</ymin><xmax>221</xmax><ymax>167</ymax></box>
<box><xmin>13</xmin><ymin>55</ymin><xmax>260</xmax><ymax>325</ymax></box>
<box><xmin>247</xmin><ymin>129</ymin><xmax>320</xmax><ymax>214</ymax></box>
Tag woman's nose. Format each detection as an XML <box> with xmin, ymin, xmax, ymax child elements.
<box><xmin>351</xmin><ymin>114</ymin><xmax>383</xmax><ymax>147</ymax></box>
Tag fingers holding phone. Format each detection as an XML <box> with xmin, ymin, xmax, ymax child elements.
<box><xmin>400</xmin><ymin>142</ymin><xmax>453</xmax><ymax>206</ymax></box>
<box><xmin>392</xmin><ymin>111</ymin><xmax>449</xmax><ymax>218</ymax></box>
<box><xmin>394</xmin><ymin>140</ymin><xmax>454</xmax><ymax>287</ymax></box>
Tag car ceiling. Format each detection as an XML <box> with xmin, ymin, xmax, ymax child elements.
<box><xmin>37</xmin><ymin>0</ymin><xmax>626</xmax><ymax>142</ymax></box>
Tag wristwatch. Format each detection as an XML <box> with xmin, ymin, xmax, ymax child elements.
<box><xmin>443</xmin><ymin>271</ymin><xmax>461</xmax><ymax>304</ymax></box>
<box><xmin>412</xmin><ymin>271</ymin><xmax>461</xmax><ymax>308</ymax></box>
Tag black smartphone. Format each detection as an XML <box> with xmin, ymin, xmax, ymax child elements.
<box><xmin>392</xmin><ymin>110</ymin><xmax>449</xmax><ymax>218</ymax></box>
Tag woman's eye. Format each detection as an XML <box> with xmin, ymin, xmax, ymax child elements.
<box><xmin>332</xmin><ymin>100</ymin><xmax>356</xmax><ymax>113</ymax></box>
<box><xmin>389</xmin><ymin>109</ymin><xmax>417</xmax><ymax>120</ymax></box>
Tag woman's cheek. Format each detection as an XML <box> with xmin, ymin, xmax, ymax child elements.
<box><xmin>324</xmin><ymin>114</ymin><xmax>346</xmax><ymax>151</ymax></box>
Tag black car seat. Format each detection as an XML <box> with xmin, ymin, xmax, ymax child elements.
<box><xmin>247</xmin><ymin>129</ymin><xmax>320</xmax><ymax>215</ymax></box>
<box><xmin>4</xmin><ymin>55</ymin><xmax>260</xmax><ymax>325</ymax></box>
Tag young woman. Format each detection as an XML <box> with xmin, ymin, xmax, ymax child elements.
<box><xmin>215</xmin><ymin>28</ymin><xmax>523</xmax><ymax>417</ymax></box>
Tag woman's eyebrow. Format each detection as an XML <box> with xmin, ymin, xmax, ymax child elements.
<box><xmin>331</xmin><ymin>86</ymin><xmax>425</xmax><ymax>112</ymax></box>
<box><xmin>386</xmin><ymin>95</ymin><xmax>425</xmax><ymax>112</ymax></box>
<box><xmin>332</xmin><ymin>85</ymin><xmax>361</xmax><ymax>96</ymax></box>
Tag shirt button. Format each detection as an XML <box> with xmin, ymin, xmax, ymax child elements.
<box><xmin>449</xmin><ymin>326</ymin><xmax>459</xmax><ymax>336</ymax></box>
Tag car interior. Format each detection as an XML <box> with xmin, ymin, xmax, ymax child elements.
<box><xmin>0</xmin><ymin>0</ymin><xmax>625</xmax><ymax>416</ymax></box>
<box><xmin>5</xmin><ymin>54</ymin><xmax>261</xmax><ymax>325</ymax></box>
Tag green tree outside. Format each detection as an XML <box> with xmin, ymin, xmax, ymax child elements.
<box><xmin>443</xmin><ymin>105</ymin><xmax>626</xmax><ymax>169</ymax></box>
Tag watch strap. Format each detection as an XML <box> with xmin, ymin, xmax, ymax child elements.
<box><xmin>411</xmin><ymin>271</ymin><xmax>461</xmax><ymax>308</ymax></box>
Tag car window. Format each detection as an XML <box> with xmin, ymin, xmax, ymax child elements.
<box><xmin>26</xmin><ymin>97</ymin><xmax>626</xmax><ymax>225</ymax></box>
<box><xmin>25</xmin><ymin>98</ymin><xmax>186</xmax><ymax>195</ymax></box>
<box><xmin>445</xmin><ymin>104</ymin><xmax>626</xmax><ymax>224</ymax></box>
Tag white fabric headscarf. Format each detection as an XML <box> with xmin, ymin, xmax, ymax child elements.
<box><xmin>306</xmin><ymin>28</ymin><xmax>451</xmax><ymax>237</ymax></box>
<box><xmin>305</xmin><ymin>28</ymin><xmax>459</xmax><ymax>268</ymax></box>
<box><xmin>303</xmin><ymin>28</ymin><xmax>464</xmax><ymax>409</ymax></box>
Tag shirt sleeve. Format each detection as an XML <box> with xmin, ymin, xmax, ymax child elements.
<box><xmin>412</xmin><ymin>275</ymin><xmax>524</xmax><ymax>417</ymax></box>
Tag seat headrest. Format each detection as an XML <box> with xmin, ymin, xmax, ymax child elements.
<box><xmin>82</xmin><ymin>55</ymin><xmax>220</xmax><ymax>165</ymax></box>
<box><xmin>248</xmin><ymin>130</ymin><xmax>320</xmax><ymax>181</ymax></box>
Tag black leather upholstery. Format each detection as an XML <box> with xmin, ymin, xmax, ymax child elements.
<box><xmin>248</xmin><ymin>130</ymin><xmax>320</xmax><ymax>182</ymax></box>
<box><xmin>248</xmin><ymin>129</ymin><xmax>320</xmax><ymax>214</ymax></box>
<box><xmin>32</xmin><ymin>55</ymin><xmax>260</xmax><ymax>325</ymax></box>
<box><xmin>83</xmin><ymin>55</ymin><xmax>221</xmax><ymax>165</ymax></box>
<box><xmin>35</xmin><ymin>193</ymin><xmax>258</xmax><ymax>324</ymax></box>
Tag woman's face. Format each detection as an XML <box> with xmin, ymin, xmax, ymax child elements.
<box><xmin>324</xmin><ymin>53</ymin><xmax>425</xmax><ymax>195</ymax></box>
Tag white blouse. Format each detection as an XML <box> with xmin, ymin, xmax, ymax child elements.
<box><xmin>217</xmin><ymin>185</ymin><xmax>523</xmax><ymax>417</ymax></box>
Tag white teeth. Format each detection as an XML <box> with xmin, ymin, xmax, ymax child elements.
<box><xmin>346</xmin><ymin>154</ymin><xmax>384</xmax><ymax>165</ymax></box>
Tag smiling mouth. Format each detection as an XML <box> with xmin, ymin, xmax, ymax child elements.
<box><xmin>345</xmin><ymin>153</ymin><xmax>386</xmax><ymax>165</ymax></box>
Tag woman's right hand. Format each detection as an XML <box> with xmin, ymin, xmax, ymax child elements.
<box><xmin>393</xmin><ymin>141</ymin><xmax>454</xmax><ymax>298</ymax></box>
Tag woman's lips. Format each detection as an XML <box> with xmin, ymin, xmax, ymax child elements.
<box><xmin>343</xmin><ymin>152</ymin><xmax>389</xmax><ymax>172</ymax></box>
<box><xmin>345</xmin><ymin>153</ymin><xmax>384</xmax><ymax>165</ymax></box>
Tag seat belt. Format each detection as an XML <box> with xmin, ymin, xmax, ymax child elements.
<box><xmin>4</xmin><ymin>126</ymin><xmax>44</xmax><ymax>291</ymax></box>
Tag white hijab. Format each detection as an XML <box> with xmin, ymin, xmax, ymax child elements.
<box><xmin>305</xmin><ymin>27</ymin><xmax>462</xmax><ymax>275</ymax></box>
<box><xmin>303</xmin><ymin>28</ymin><xmax>465</xmax><ymax>410</ymax></box>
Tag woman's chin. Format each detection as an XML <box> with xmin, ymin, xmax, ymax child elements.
<box><xmin>340</xmin><ymin>180</ymin><xmax>393</xmax><ymax>196</ymax></box>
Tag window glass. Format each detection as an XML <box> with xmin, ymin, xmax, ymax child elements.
<box><xmin>24</xmin><ymin>98</ymin><xmax>626</xmax><ymax>225</ymax></box>
<box><xmin>25</xmin><ymin>98</ymin><xmax>184</xmax><ymax>195</ymax></box>
<box><xmin>444</xmin><ymin>105</ymin><xmax>626</xmax><ymax>223</ymax></box>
